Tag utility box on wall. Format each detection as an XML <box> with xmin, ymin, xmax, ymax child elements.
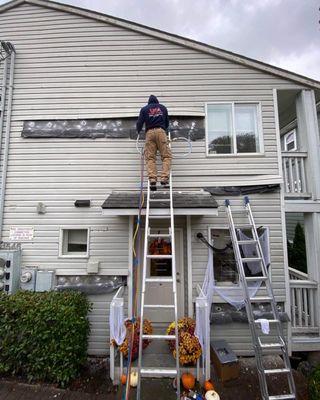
<box><xmin>20</xmin><ymin>267</ymin><xmax>37</xmax><ymax>291</ymax></box>
<box><xmin>0</xmin><ymin>244</ymin><xmax>21</xmax><ymax>294</ymax></box>
<box><xmin>35</xmin><ymin>270</ymin><xmax>55</xmax><ymax>292</ymax></box>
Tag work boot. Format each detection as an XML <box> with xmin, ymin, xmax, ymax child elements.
<box><xmin>150</xmin><ymin>180</ymin><xmax>157</xmax><ymax>191</ymax></box>
<box><xmin>160</xmin><ymin>179</ymin><xmax>169</xmax><ymax>187</ymax></box>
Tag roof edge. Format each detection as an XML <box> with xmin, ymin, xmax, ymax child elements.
<box><xmin>1</xmin><ymin>0</ymin><xmax>320</xmax><ymax>90</ymax></box>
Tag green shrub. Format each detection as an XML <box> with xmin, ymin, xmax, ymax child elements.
<box><xmin>0</xmin><ymin>290</ymin><xmax>91</xmax><ymax>386</ymax></box>
<box><xmin>309</xmin><ymin>365</ymin><xmax>320</xmax><ymax>400</ymax></box>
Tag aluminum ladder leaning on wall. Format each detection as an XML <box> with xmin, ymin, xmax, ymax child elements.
<box><xmin>136</xmin><ymin>172</ymin><xmax>180</xmax><ymax>399</ymax></box>
<box><xmin>225</xmin><ymin>196</ymin><xmax>296</xmax><ymax>400</ymax></box>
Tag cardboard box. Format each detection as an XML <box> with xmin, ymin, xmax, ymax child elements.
<box><xmin>210</xmin><ymin>339</ymin><xmax>240</xmax><ymax>382</ymax></box>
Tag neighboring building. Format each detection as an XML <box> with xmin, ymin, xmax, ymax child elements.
<box><xmin>0</xmin><ymin>0</ymin><xmax>319</xmax><ymax>360</ymax></box>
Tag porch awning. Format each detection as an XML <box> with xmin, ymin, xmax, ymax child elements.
<box><xmin>101</xmin><ymin>191</ymin><xmax>219</xmax><ymax>216</ymax></box>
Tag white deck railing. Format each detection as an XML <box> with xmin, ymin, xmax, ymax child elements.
<box><xmin>289</xmin><ymin>268</ymin><xmax>319</xmax><ymax>335</ymax></box>
<box><xmin>195</xmin><ymin>285</ymin><xmax>211</xmax><ymax>382</ymax></box>
<box><xmin>282</xmin><ymin>152</ymin><xmax>310</xmax><ymax>197</ymax></box>
<box><xmin>109</xmin><ymin>286</ymin><xmax>125</xmax><ymax>384</ymax></box>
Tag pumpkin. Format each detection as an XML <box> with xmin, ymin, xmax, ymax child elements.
<box><xmin>120</xmin><ymin>374</ymin><xmax>127</xmax><ymax>385</ymax></box>
<box><xmin>204</xmin><ymin>380</ymin><xmax>215</xmax><ymax>391</ymax></box>
<box><xmin>181</xmin><ymin>372</ymin><xmax>195</xmax><ymax>390</ymax></box>
<box><xmin>130</xmin><ymin>370</ymin><xmax>138</xmax><ymax>387</ymax></box>
<box><xmin>205</xmin><ymin>390</ymin><xmax>220</xmax><ymax>400</ymax></box>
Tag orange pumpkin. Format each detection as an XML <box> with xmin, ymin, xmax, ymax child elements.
<box><xmin>204</xmin><ymin>380</ymin><xmax>215</xmax><ymax>391</ymax></box>
<box><xmin>120</xmin><ymin>374</ymin><xmax>127</xmax><ymax>385</ymax></box>
<box><xmin>181</xmin><ymin>372</ymin><xmax>195</xmax><ymax>390</ymax></box>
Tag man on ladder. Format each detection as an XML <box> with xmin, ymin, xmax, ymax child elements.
<box><xmin>136</xmin><ymin>95</ymin><xmax>171</xmax><ymax>190</ymax></box>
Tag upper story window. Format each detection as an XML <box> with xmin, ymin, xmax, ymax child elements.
<box><xmin>282</xmin><ymin>129</ymin><xmax>297</xmax><ymax>152</ymax></box>
<box><xmin>205</xmin><ymin>102</ymin><xmax>263</xmax><ymax>155</ymax></box>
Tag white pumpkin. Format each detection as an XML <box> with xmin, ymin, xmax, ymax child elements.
<box><xmin>205</xmin><ymin>390</ymin><xmax>220</xmax><ymax>400</ymax></box>
<box><xmin>130</xmin><ymin>370</ymin><xmax>138</xmax><ymax>387</ymax></box>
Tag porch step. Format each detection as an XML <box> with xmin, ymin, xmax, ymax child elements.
<box><xmin>142</xmin><ymin>334</ymin><xmax>175</xmax><ymax>340</ymax></box>
<box><xmin>145</xmin><ymin>277</ymin><xmax>173</xmax><ymax>283</ymax></box>
<box><xmin>146</xmin><ymin>254</ymin><xmax>172</xmax><ymax>259</ymax></box>
<box><xmin>140</xmin><ymin>367</ymin><xmax>177</xmax><ymax>377</ymax></box>
<box><xmin>268</xmin><ymin>395</ymin><xmax>295</xmax><ymax>400</ymax></box>
<box><xmin>144</xmin><ymin>304</ymin><xmax>175</xmax><ymax>309</ymax></box>
<box><xmin>264</xmin><ymin>368</ymin><xmax>290</xmax><ymax>374</ymax></box>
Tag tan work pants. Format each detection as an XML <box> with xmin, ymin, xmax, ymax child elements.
<box><xmin>144</xmin><ymin>128</ymin><xmax>172</xmax><ymax>182</ymax></box>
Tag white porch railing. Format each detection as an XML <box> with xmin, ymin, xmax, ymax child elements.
<box><xmin>282</xmin><ymin>152</ymin><xmax>310</xmax><ymax>197</ymax></box>
<box><xmin>195</xmin><ymin>285</ymin><xmax>211</xmax><ymax>382</ymax></box>
<box><xmin>109</xmin><ymin>286</ymin><xmax>125</xmax><ymax>384</ymax></box>
<box><xmin>289</xmin><ymin>267</ymin><xmax>319</xmax><ymax>335</ymax></box>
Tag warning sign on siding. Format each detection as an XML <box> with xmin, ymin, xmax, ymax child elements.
<box><xmin>9</xmin><ymin>227</ymin><xmax>34</xmax><ymax>242</ymax></box>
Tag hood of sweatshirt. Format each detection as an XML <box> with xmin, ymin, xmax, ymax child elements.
<box><xmin>148</xmin><ymin>95</ymin><xmax>159</xmax><ymax>104</ymax></box>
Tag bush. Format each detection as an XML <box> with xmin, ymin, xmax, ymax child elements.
<box><xmin>0</xmin><ymin>290</ymin><xmax>91</xmax><ymax>386</ymax></box>
<box><xmin>309</xmin><ymin>365</ymin><xmax>320</xmax><ymax>400</ymax></box>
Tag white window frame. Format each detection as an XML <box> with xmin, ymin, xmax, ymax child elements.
<box><xmin>283</xmin><ymin>129</ymin><xmax>297</xmax><ymax>152</ymax></box>
<box><xmin>207</xmin><ymin>225</ymin><xmax>271</xmax><ymax>288</ymax></box>
<box><xmin>59</xmin><ymin>227</ymin><xmax>90</xmax><ymax>258</ymax></box>
<box><xmin>205</xmin><ymin>101</ymin><xmax>264</xmax><ymax>157</ymax></box>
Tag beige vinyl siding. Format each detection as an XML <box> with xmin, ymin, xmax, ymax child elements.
<box><xmin>0</xmin><ymin>2</ymin><xmax>303</xmax><ymax>354</ymax></box>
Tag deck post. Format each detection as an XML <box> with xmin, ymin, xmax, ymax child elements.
<box><xmin>296</xmin><ymin>90</ymin><xmax>320</xmax><ymax>200</ymax></box>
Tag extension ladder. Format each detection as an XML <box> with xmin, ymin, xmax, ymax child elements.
<box><xmin>225</xmin><ymin>196</ymin><xmax>296</xmax><ymax>400</ymax></box>
<box><xmin>136</xmin><ymin>173</ymin><xmax>180</xmax><ymax>399</ymax></box>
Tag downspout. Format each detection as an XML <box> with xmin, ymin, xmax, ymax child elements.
<box><xmin>0</xmin><ymin>57</ymin><xmax>8</xmax><ymax>155</ymax></box>
<box><xmin>0</xmin><ymin>50</ymin><xmax>15</xmax><ymax>240</ymax></box>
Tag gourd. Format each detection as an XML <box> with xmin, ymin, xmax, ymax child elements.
<box><xmin>130</xmin><ymin>370</ymin><xmax>138</xmax><ymax>387</ymax></box>
<box><xmin>205</xmin><ymin>390</ymin><xmax>220</xmax><ymax>400</ymax></box>
<box><xmin>181</xmin><ymin>372</ymin><xmax>196</xmax><ymax>390</ymax></box>
<box><xmin>204</xmin><ymin>380</ymin><xmax>215</xmax><ymax>391</ymax></box>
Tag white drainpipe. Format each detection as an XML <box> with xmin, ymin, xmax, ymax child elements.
<box><xmin>0</xmin><ymin>57</ymin><xmax>8</xmax><ymax>154</ymax></box>
<box><xmin>0</xmin><ymin>50</ymin><xmax>16</xmax><ymax>239</ymax></box>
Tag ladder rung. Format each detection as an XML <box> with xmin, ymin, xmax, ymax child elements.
<box><xmin>142</xmin><ymin>334</ymin><xmax>176</xmax><ymax>340</ymax></box>
<box><xmin>249</xmin><ymin>296</ymin><xmax>273</xmax><ymax>302</ymax></box>
<box><xmin>245</xmin><ymin>276</ymin><xmax>267</xmax><ymax>282</ymax></box>
<box><xmin>235</xmin><ymin>224</ymin><xmax>253</xmax><ymax>229</ymax></box>
<box><xmin>144</xmin><ymin>304</ymin><xmax>175</xmax><ymax>309</ymax></box>
<box><xmin>140</xmin><ymin>368</ymin><xmax>177</xmax><ymax>377</ymax></box>
<box><xmin>254</xmin><ymin>319</ymin><xmax>279</xmax><ymax>324</ymax></box>
<box><xmin>148</xmin><ymin>233</ymin><xmax>171</xmax><ymax>238</ymax></box>
<box><xmin>238</xmin><ymin>240</ymin><xmax>258</xmax><ymax>245</ymax></box>
<box><xmin>149</xmin><ymin>198</ymin><xmax>170</xmax><ymax>202</ymax></box>
<box><xmin>145</xmin><ymin>277</ymin><xmax>173</xmax><ymax>283</ymax></box>
<box><xmin>264</xmin><ymin>368</ymin><xmax>290</xmax><ymax>374</ymax></box>
<box><xmin>258</xmin><ymin>338</ymin><xmax>284</xmax><ymax>349</ymax></box>
<box><xmin>268</xmin><ymin>395</ymin><xmax>295</xmax><ymax>400</ymax></box>
<box><xmin>149</xmin><ymin>215</ymin><xmax>171</xmax><ymax>219</ymax></box>
<box><xmin>146</xmin><ymin>254</ymin><xmax>172</xmax><ymax>259</ymax></box>
<box><xmin>242</xmin><ymin>257</ymin><xmax>262</xmax><ymax>262</ymax></box>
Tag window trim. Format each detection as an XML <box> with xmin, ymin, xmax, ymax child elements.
<box><xmin>283</xmin><ymin>128</ymin><xmax>297</xmax><ymax>152</ymax></box>
<box><xmin>205</xmin><ymin>101</ymin><xmax>264</xmax><ymax>157</ymax></box>
<box><xmin>207</xmin><ymin>225</ymin><xmax>271</xmax><ymax>289</ymax></box>
<box><xmin>59</xmin><ymin>227</ymin><xmax>90</xmax><ymax>259</ymax></box>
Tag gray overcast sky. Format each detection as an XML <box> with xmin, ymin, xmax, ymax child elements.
<box><xmin>1</xmin><ymin>0</ymin><xmax>320</xmax><ymax>80</ymax></box>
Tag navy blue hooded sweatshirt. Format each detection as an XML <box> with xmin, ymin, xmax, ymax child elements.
<box><xmin>136</xmin><ymin>95</ymin><xmax>169</xmax><ymax>133</ymax></box>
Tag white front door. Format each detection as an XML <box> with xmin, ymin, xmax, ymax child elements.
<box><xmin>142</xmin><ymin>229</ymin><xmax>184</xmax><ymax>323</ymax></box>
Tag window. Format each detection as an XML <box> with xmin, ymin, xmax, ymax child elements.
<box><xmin>210</xmin><ymin>227</ymin><xmax>269</xmax><ymax>285</ymax></box>
<box><xmin>60</xmin><ymin>228</ymin><xmax>89</xmax><ymax>257</ymax></box>
<box><xmin>283</xmin><ymin>129</ymin><xmax>297</xmax><ymax>151</ymax></box>
<box><xmin>206</xmin><ymin>103</ymin><xmax>262</xmax><ymax>155</ymax></box>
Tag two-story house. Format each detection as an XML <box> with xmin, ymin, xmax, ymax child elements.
<box><xmin>0</xmin><ymin>0</ymin><xmax>319</xmax><ymax>371</ymax></box>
